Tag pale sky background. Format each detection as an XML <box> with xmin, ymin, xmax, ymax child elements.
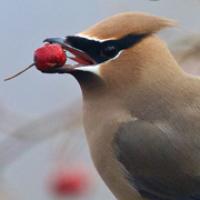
<box><xmin>1</xmin><ymin>0</ymin><xmax>200</xmax><ymax>200</ymax></box>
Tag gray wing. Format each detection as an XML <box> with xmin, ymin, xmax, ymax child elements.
<box><xmin>114</xmin><ymin>120</ymin><xmax>200</xmax><ymax>200</ymax></box>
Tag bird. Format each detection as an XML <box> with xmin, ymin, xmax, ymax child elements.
<box><xmin>44</xmin><ymin>12</ymin><xmax>200</xmax><ymax>200</ymax></box>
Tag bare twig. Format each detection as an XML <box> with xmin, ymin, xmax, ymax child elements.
<box><xmin>0</xmin><ymin>101</ymin><xmax>82</xmax><ymax>170</ymax></box>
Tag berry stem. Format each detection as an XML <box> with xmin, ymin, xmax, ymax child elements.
<box><xmin>4</xmin><ymin>63</ymin><xmax>35</xmax><ymax>81</ymax></box>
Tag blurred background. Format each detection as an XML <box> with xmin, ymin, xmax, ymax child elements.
<box><xmin>1</xmin><ymin>0</ymin><xmax>200</xmax><ymax>199</ymax></box>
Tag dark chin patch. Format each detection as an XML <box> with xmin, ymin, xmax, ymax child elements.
<box><xmin>65</xmin><ymin>34</ymin><xmax>147</xmax><ymax>64</ymax></box>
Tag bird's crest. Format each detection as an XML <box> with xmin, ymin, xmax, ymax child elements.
<box><xmin>80</xmin><ymin>12</ymin><xmax>177</xmax><ymax>40</ymax></box>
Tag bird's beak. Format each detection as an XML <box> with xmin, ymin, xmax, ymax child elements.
<box><xmin>43</xmin><ymin>37</ymin><xmax>97</xmax><ymax>74</ymax></box>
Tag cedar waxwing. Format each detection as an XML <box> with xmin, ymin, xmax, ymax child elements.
<box><xmin>45</xmin><ymin>12</ymin><xmax>200</xmax><ymax>200</ymax></box>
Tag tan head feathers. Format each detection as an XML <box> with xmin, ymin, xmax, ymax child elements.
<box><xmin>79</xmin><ymin>12</ymin><xmax>177</xmax><ymax>40</ymax></box>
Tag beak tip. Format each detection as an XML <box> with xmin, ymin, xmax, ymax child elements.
<box><xmin>43</xmin><ymin>38</ymin><xmax>66</xmax><ymax>45</ymax></box>
<box><xmin>43</xmin><ymin>38</ymin><xmax>50</xmax><ymax>43</ymax></box>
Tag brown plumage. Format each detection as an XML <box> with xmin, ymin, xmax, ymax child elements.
<box><xmin>45</xmin><ymin>12</ymin><xmax>200</xmax><ymax>200</ymax></box>
<box><xmin>80</xmin><ymin>12</ymin><xmax>176</xmax><ymax>39</ymax></box>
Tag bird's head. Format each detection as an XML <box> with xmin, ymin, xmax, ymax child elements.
<box><xmin>45</xmin><ymin>12</ymin><xmax>179</xmax><ymax>99</ymax></box>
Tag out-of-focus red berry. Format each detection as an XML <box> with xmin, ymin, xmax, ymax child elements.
<box><xmin>48</xmin><ymin>168</ymin><xmax>90</xmax><ymax>197</ymax></box>
<box><xmin>34</xmin><ymin>44</ymin><xmax>66</xmax><ymax>71</ymax></box>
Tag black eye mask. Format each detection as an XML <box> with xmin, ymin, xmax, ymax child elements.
<box><xmin>65</xmin><ymin>34</ymin><xmax>147</xmax><ymax>64</ymax></box>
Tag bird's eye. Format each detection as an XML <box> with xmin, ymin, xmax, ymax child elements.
<box><xmin>101</xmin><ymin>45</ymin><xmax>119</xmax><ymax>58</ymax></box>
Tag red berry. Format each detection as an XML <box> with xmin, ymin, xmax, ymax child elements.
<box><xmin>34</xmin><ymin>44</ymin><xmax>66</xmax><ymax>71</ymax></box>
<box><xmin>48</xmin><ymin>168</ymin><xmax>90</xmax><ymax>197</ymax></box>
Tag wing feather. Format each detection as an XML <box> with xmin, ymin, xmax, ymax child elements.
<box><xmin>114</xmin><ymin>120</ymin><xmax>200</xmax><ymax>200</ymax></box>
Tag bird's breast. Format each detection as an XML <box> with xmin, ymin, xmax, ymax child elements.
<box><xmin>82</xmin><ymin>101</ymin><xmax>143</xmax><ymax>200</ymax></box>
